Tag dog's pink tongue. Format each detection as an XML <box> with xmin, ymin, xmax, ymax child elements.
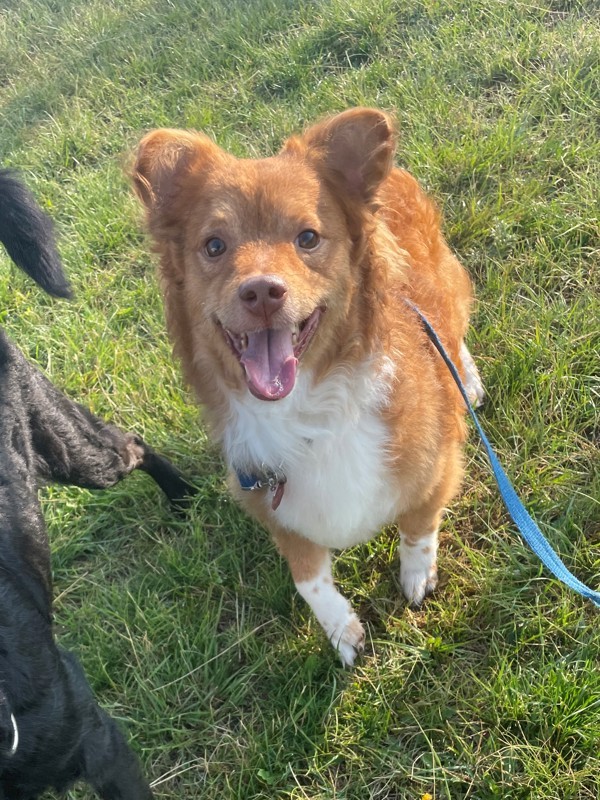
<box><xmin>240</xmin><ymin>329</ymin><xmax>297</xmax><ymax>400</ymax></box>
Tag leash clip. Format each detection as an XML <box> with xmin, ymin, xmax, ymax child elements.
<box><xmin>265</xmin><ymin>469</ymin><xmax>286</xmax><ymax>493</ymax></box>
<box><xmin>237</xmin><ymin>466</ymin><xmax>287</xmax><ymax>511</ymax></box>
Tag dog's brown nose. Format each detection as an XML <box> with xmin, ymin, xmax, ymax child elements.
<box><xmin>238</xmin><ymin>275</ymin><xmax>288</xmax><ymax>321</ymax></box>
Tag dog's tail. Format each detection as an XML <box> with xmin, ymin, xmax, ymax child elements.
<box><xmin>0</xmin><ymin>169</ymin><xmax>71</xmax><ymax>298</ymax></box>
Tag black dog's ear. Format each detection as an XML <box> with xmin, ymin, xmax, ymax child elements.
<box><xmin>0</xmin><ymin>169</ymin><xmax>71</xmax><ymax>299</ymax></box>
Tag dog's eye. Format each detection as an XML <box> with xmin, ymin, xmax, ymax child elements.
<box><xmin>296</xmin><ymin>230</ymin><xmax>320</xmax><ymax>250</ymax></box>
<box><xmin>205</xmin><ymin>237</ymin><xmax>227</xmax><ymax>257</ymax></box>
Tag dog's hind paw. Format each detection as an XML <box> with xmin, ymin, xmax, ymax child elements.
<box><xmin>460</xmin><ymin>342</ymin><xmax>485</xmax><ymax>409</ymax></box>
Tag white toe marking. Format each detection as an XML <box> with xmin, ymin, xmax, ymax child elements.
<box><xmin>460</xmin><ymin>342</ymin><xmax>485</xmax><ymax>408</ymax></box>
<box><xmin>400</xmin><ymin>529</ymin><xmax>439</xmax><ymax>606</ymax></box>
<box><xmin>295</xmin><ymin>556</ymin><xmax>365</xmax><ymax>667</ymax></box>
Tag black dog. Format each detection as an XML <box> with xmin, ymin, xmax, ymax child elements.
<box><xmin>0</xmin><ymin>170</ymin><xmax>191</xmax><ymax>798</ymax></box>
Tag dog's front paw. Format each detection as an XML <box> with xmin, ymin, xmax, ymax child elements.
<box><xmin>399</xmin><ymin>530</ymin><xmax>438</xmax><ymax>608</ymax></box>
<box><xmin>296</xmin><ymin>569</ymin><xmax>365</xmax><ymax>668</ymax></box>
<box><xmin>326</xmin><ymin>613</ymin><xmax>365</xmax><ymax>668</ymax></box>
<box><xmin>400</xmin><ymin>563</ymin><xmax>438</xmax><ymax>607</ymax></box>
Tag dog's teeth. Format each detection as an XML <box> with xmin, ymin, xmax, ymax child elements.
<box><xmin>240</xmin><ymin>333</ymin><xmax>248</xmax><ymax>351</ymax></box>
<box><xmin>292</xmin><ymin>331</ymin><xmax>298</xmax><ymax>346</ymax></box>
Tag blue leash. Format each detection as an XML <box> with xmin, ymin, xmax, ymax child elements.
<box><xmin>406</xmin><ymin>300</ymin><xmax>600</xmax><ymax>608</ymax></box>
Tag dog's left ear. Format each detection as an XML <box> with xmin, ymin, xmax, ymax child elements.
<box><xmin>284</xmin><ymin>108</ymin><xmax>396</xmax><ymax>202</ymax></box>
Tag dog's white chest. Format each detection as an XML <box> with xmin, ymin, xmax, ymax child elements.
<box><xmin>222</xmin><ymin>360</ymin><xmax>401</xmax><ymax>548</ymax></box>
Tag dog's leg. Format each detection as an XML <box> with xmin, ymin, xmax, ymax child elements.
<box><xmin>18</xmin><ymin>353</ymin><xmax>194</xmax><ymax>504</ymax></box>
<box><xmin>398</xmin><ymin>526</ymin><xmax>439</xmax><ymax>608</ymax></box>
<box><xmin>33</xmin><ymin>410</ymin><xmax>194</xmax><ymax>506</ymax></box>
<box><xmin>397</xmin><ymin>504</ymin><xmax>444</xmax><ymax>608</ymax></box>
<box><xmin>397</xmin><ymin>437</ymin><xmax>466</xmax><ymax>607</ymax></box>
<box><xmin>273</xmin><ymin>528</ymin><xmax>365</xmax><ymax>667</ymax></box>
<box><xmin>2</xmin><ymin>337</ymin><xmax>193</xmax><ymax>505</ymax></box>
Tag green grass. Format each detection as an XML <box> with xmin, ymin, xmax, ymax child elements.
<box><xmin>1</xmin><ymin>0</ymin><xmax>599</xmax><ymax>797</ymax></box>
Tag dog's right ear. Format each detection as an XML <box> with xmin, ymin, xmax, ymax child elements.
<box><xmin>132</xmin><ymin>129</ymin><xmax>217</xmax><ymax>212</ymax></box>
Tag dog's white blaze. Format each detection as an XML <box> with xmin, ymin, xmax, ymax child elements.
<box><xmin>399</xmin><ymin>529</ymin><xmax>438</xmax><ymax>606</ymax></box>
<box><xmin>223</xmin><ymin>358</ymin><xmax>401</xmax><ymax>548</ymax></box>
<box><xmin>295</xmin><ymin>555</ymin><xmax>364</xmax><ymax>667</ymax></box>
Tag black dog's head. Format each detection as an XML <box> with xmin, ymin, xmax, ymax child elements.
<box><xmin>0</xmin><ymin>169</ymin><xmax>71</xmax><ymax>298</ymax></box>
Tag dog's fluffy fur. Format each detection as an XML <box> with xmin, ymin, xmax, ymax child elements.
<box><xmin>133</xmin><ymin>108</ymin><xmax>484</xmax><ymax>665</ymax></box>
<box><xmin>0</xmin><ymin>169</ymin><xmax>191</xmax><ymax>797</ymax></box>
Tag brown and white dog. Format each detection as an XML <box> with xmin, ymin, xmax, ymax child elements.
<box><xmin>133</xmin><ymin>108</ymin><xmax>484</xmax><ymax>666</ymax></box>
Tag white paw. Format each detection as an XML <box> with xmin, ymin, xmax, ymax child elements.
<box><xmin>295</xmin><ymin>561</ymin><xmax>365</xmax><ymax>668</ymax></box>
<box><xmin>460</xmin><ymin>342</ymin><xmax>485</xmax><ymax>408</ymax></box>
<box><xmin>400</xmin><ymin>563</ymin><xmax>438</xmax><ymax>607</ymax></box>
<box><xmin>399</xmin><ymin>529</ymin><xmax>438</xmax><ymax>607</ymax></box>
<box><xmin>324</xmin><ymin>612</ymin><xmax>365</xmax><ymax>668</ymax></box>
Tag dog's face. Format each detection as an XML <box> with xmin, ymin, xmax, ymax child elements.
<box><xmin>134</xmin><ymin>109</ymin><xmax>396</xmax><ymax>400</ymax></box>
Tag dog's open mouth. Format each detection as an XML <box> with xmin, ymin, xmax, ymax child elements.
<box><xmin>222</xmin><ymin>307</ymin><xmax>323</xmax><ymax>401</ymax></box>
